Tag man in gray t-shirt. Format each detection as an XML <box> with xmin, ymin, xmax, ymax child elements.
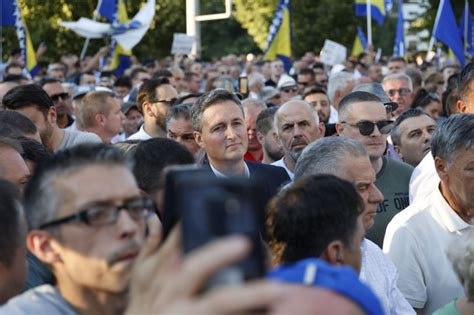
<box><xmin>56</xmin><ymin>129</ymin><xmax>101</xmax><ymax>152</ymax></box>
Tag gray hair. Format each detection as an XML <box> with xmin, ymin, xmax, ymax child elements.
<box><xmin>447</xmin><ymin>228</ymin><xmax>474</xmax><ymax>301</ymax></box>
<box><xmin>431</xmin><ymin>114</ymin><xmax>474</xmax><ymax>163</ymax></box>
<box><xmin>242</xmin><ymin>98</ymin><xmax>267</xmax><ymax>111</ymax></box>
<box><xmin>248</xmin><ymin>73</ymin><xmax>265</xmax><ymax>88</ymax></box>
<box><xmin>274</xmin><ymin>100</ymin><xmax>319</xmax><ymax>137</ymax></box>
<box><xmin>327</xmin><ymin>71</ymin><xmax>355</xmax><ymax>102</ymax></box>
<box><xmin>294</xmin><ymin>137</ymin><xmax>368</xmax><ymax>180</ymax></box>
<box><xmin>24</xmin><ymin>144</ymin><xmax>130</xmax><ymax>231</ymax></box>
<box><xmin>382</xmin><ymin>73</ymin><xmax>413</xmax><ymax>91</ymax></box>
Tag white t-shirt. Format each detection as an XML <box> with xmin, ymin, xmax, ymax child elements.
<box><xmin>127</xmin><ymin>125</ymin><xmax>152</xmax><ymax>141</ymax></box>
<box><xmin>408</xmin><ymin>152</ymin><xmax>439</xmax><ymax>204</ymax></box>
<box><xmin>383</xmin><ymin>187</ymin><xmax>469</xmax><ymax>314</ymax></box>
<box><xmin>271</xmin><ymin>158</ymin><xmax>294</xmax><ymax>180</ymax></box>
<box><xmin>329</xmin><ymin>105</ymin><xmax>339</xmax><ymax>124</ymax></box>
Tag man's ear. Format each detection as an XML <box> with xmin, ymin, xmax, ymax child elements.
<box><xmin>394</xmin><ymin>145</ymin><xmax>403</xmax><ymax>160</ymax></box>
<box><xmin>273</xmin><ymin>131</ymin><xmax>282</xmax><ymax>146</ymax></box>
<box><xmin>95</xmin><ymin>113</ymin><xmax>106</xmax><ymax>126</ymax></box>
<box><xmin>26</xmin><ymin>230</ymin><xmax>62</xmax><ymax>265</ymax></box>
<box><xmin>193</xmin><ymin>131</ymin><xmax>205</xmax><ymax>149</ymax></box>
<box><xmin>143</xmin><ymin>102</ymin><xmax>155</xmax><ymax>118</ymax></box>
<box><xmin>47</xmin><ymin>106</ymin><xmax>57</xmax><ymax>124</ymax></box>
<box><xmin>456</xmin><ymin>100</ymin><xmax>467</xmax><ymax>113</ymax></box>
<box><xmin>434</xmin><ymin>156</ymin><xmax>449</xmax><ymax>182</ymax></box>
<box><xmin>335</xmin><ymin>122</ymin><xmax>344</xmax><ymax>135</ymax></box>
<box><xmin>322</xmin><ymin>240</ymin><xmax>344</xmax><ymax>266</ymax></box>
<box><xmin>318</xmin><ymin>122</ymin><xmax>326</xmax><ymax>137</ymax></box>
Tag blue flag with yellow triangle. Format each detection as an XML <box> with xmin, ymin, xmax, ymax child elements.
<box><xmin>355</xmin><ymin>0</ymin><xmax>387</xmax><ymax>25</ymax></box>
<box><xmin>264</xmin><ymin>0</ymin><xmax>292</xmax><ymax>72</ymax></box>
<box><xmin>108</xmin><ymin>0</ymin><xmax>132</xmax><ymax>77</ymax></box>
<box><xmin>352</xmin><ymin>26</ymin><xmax>368</xmax><ymax>56</ymax></box>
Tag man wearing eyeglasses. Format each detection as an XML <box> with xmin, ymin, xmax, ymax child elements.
<box><xmin>337</xmin><ymin>91</ymin><xmax>414</xmax><ymax>247</ymax></box>
<box><xmin>382</xmin><ymin>73</ymin><xmax>414</xmax><ymax>116</ymax></box>
<box><xmin>128</xmin><ymin>77</ymin><xmax>179</xmax><ymax>140</ymax></box>
<box><xmin>0</xmin><ymin>144</ymin><xmax>156</xmax><ymax>314</ymax></box>
<box><xmin>277</xmin><ymin>75</ymin><xmax>299</xmax><ymax>104</ymax></box>
<box><xmin>40</xmin><ymin>78</ymin><xmax>74</xmax><ymax>129</ymax></box>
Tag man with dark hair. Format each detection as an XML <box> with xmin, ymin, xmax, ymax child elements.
<box><xmin>384</xmin><ymin>114</ymin><xmax>474</xmax><ymax>314</ymax></box>
<box><xmin>78</xmin><ymin>71</ymin><xmax>96</xmax><ymax>87</ymax></box>
<box><xmin>391</xmin><ymin>109</ymin><xmax>437</xmax><ymax>167</ymax></box>
<box><xmin>0</xmin><ymin>179</ymin><xmax>27</xmax><ymax>304</ymax></box>
<box><xmin>183</xmin><ymin>71</ymin><xmax>201</xmax><ymax>94</ymax></box>
<box><xmin>80</xmin><ymin>91</ymin><xmax>125</xmax><ymax>144</ymax></box>
<box><xmin>3</xmin><ymin>84</ymin><xmax>101</xmax><ymax>152</ymax></box>
<box><xmin>128</xmin><ymin>77</ymin><xmax>178</xmax><ymax>140</ymax></box>
<box><xmin>256</xmin><ymin>107</ymin><xmax>283</xmax><ymax>164</ymax></box>
<box><xmin>0</xmin><ymin>137</ymin><xmax>30</xmax><ymax>190</ymax></box>
<box><xmin>40</xmin><ymin>77</ymin><xmax>74</xmax><ymax>129</ymax></box>
<box><xmin>130</xmin><ymin>68</ymin><xmax>150</xmax><ymax>87</ymax></box>
<box><xmin>0</xmin><ymin>144</ymin><xmax>156</xmax><ymax>313</ymax></box>
<box><xmin>303</xmin><ymin>85</ymin><xmax>331</xmax><ymax>125</ymax></box>
<box><xmin>337</xmin><ymin>91</ymin><xmax>413</xmax><ymax>247</ymax></box>
<box><xmin>114</xmin><ymin>76</ymin><xmax>132</xmax><ymax>100</ymax></box>
<box><xmin>0</xmin><ymin>111</ymin><xmax>41</xmax><ymax>143</ymax></box>
<box><xmin>387</xmin><ymin>56</ymin><xmax>406</xmax><ymax>74</ymax></box>
<box><xmin>297</xmin><ymin>68</ymin><xmax>316</xmax><ymax>94</ymax></box>
<box><xmin>166</xmin><ymin>104</ymin><xmax>203</xmax><ymax>160</ymax></box>
<box><xmin>191</xmin><ymin>89</ymin><xmax>289</xmax><ymax>201</ymax></box>
<box><xmin>120</xmin><ymin>101</ymin><xmax>142</xmax><ymax>139</ymax></box>
<box><xmin>267</xmin><ymin>174</ymin><xmax>365</xmax><ymax>272</ymax></box>
<box><xmin>18</xmin><ymin>137</ymin><xmax>52</xmax><ymax>174</ymax></box>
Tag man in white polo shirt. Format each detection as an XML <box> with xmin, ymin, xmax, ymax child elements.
<box><xmin>383</xmin><ymin>114</ymin><xmax>474</xmax><ymax>314</ymax></box>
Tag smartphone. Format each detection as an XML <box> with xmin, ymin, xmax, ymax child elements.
<box><xmin>163</xmin><ymin>167</ymin><xmax>267</xmax><ymax>286</ymax></box>
<box><xmin>238</xmin><ymin>76</ymin><xmax>248</xmax><ymax>97</ymax></box>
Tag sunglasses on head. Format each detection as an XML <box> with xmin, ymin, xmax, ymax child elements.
<box><xmin>342</xmin><ymin>120</ymin><xmax>394</xmax><ymax>136</ymax></box>
<box><xmin>50</xmin><ymin>92</ymin><xmax>69</xmax><ymax>102</ymax></box>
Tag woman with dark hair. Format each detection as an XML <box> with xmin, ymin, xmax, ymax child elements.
<box><xmin>411</xmin><ymin>88</ymin><xmax>443</xmax><ymax>120</ymax></box>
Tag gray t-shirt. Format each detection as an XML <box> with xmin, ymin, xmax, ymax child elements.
<box><xmin>56</xmin><ymin>129</ymin><xmax>102</xmax><ymax>152</ymax></box>
<box><xmin>0</xmin><ymin>285</ymin><xmax>77</xmax><ymax>314</ymax></box>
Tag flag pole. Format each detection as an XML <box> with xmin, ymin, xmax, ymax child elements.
<box><xmin>80</xmin><ymin>0</ymin><xmax>103</xmax><ymax>60</ymax></box>
<box><xmin>465</xmin><ymin>0</ymin><xmax>469</xmax><ymax>56</ymax></box>
<box><xmin>367</xmin><ymin>0</ymin><xmax>372</xmax><ymax>45</ymax></box>
<box><xmin>426</xmin><ymin>0</ymin><xmax>444</xmax><ymax>62</ymax></box>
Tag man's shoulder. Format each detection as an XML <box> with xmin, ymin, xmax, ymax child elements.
<box><xmin>247</xmin><ymin>161</ymin><xmax>290</xmax><ymax>180</ymax></box>
<box><xmin>66</xmin><ymin>129</ymin><xmax>102</xmax><ymax>143</ymax></box>
<box><xmin>0</xmin><ymin>285</ymin><xmax>76</xmax><ymax>315</ymax></box>
<box><xmin>384</xmin><ymin>156</ymin><xmax>414</xmax><ymax>174</ymax></box>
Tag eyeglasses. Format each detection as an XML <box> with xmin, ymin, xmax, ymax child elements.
<box><xmin>341</xmin><ymin>120</ymin><xmax>394</xmax><ymax>136</ymax></box>
<box><xmin>281</xmin><ymin>87</ymin><xmax>298</xmax><ymax>93</ymax></box>
<box><xmin>37</xmin><ymin>197</ymin><xmax>154</xmax><ymax>229</ymax></box>
<box><xmin>386</xmin><ymin>88</ymin><xmax>411</xmax><ymax>97</ymax></box>
<box><xmin>50</xmin><ymin>92</ymin><xmax>69</xmax><ymax>102</ymax></box>
<box><xmin>152</xmin><ymin>98</ymin><xmax>178</xmax><ymax>107</ymax></box>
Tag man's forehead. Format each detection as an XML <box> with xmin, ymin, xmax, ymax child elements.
<box><xmin>203</xmin><ymin>101</ymin><xmax>243</xmax><ymax>122</ymax></box>
<box><xmin>383</xmin><ymin>79</ymin><xmax>409</xmax><ymax>88</ymax></box>
<box><xmin>346</xmin><ymin>101</ymin><xmax>386</xmax><ymax>119</ymax></box>
<box><xmin>43</xmin><ymin>82</ymin><xmax>63</xmax><ymax>93</ymax></box>
<box><xmin>399</xmin><ymin>115</ymin><xmax>436</xmax><ymax>133</ymax></box>
<box><xmin>157</xmin><ymin>84</ymin><xmax>178</xmax><ymax>97</ymax></box>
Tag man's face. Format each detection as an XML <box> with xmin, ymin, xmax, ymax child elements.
<box><xmin>337</xmin><ymin>101</ymin><xmax>387</xmax><ymax>160</ymax></box>
<box><xmin>423</xmin><ymin>100</ymin><xmax>443</xmax><ymax>120</ymax></box>
<box><xmin>13</xmin><ymin>106</ymin><xmax>54</xmax><ymax>148</ymax></box>
<box><xmin>122</xmin><ymin>108</ymin><xmax>142</xmax><ymax>136</ymax></box>
<box><xmin>458</xmin><ymin>81</ymin><xmax>474</xmax><ymax>113</ymax></box>
<box><xmin>194</xmin><ymin>101</ymin><xmax>248</xmax><ymax>166</ymax></box>
<box><xmin>0</xmin><ymin>145</ymin><xmax>30</xmax><ymax>191</ymax></box>
<box><xmin>50</xmin><ymin>165</ymin><xmax>146</xmax><ymax>293</ymax></box>
<box><xmin>115</xmin><ymin>86</ymin><xmax>131</xmax><ymax>100</ymax></box>
<box><xmin>132</xmin><ymin>72</ymin><xmax>151</xmax><ymax>87</ymax></box>
<box><xmin>151</xmin><ymin>84</ymin><xmax>179</xmax><ymax>130</ymax></box>
<box><xmin>271</xmin><ymin>61</ymin><xmax>284</xmax><ymax>77</ymax></box>
<box><xmin>244</xmin><ymin>106</ymin><xmax>264</xmax><ymax>152</ymax></box>
<box><xmin>49</xmin><ymin>69</ymin><xmax>66</xmax><ymax>82</ymax></box>
<box><xmin>167</xmin><ymin>117</ymin><xmax>201</xmax><ymax>155</ymax></box>
<box><xmin>314</xmin><ymin>69</ymin><xmax>328</xmax><ymax>86</ymax></box>
<box><xmin>188</xmin><ymin>75</ymin><xmax>201</xmax><ymax>93</ymax></box>
<box><xmin>276</xmin><ymin>103</ymin><xmax>323</xmax><ymax>162</ymax></box>
<box><xmin>43</xmin><ymin>82</ymin><xmax>69</xmax><ymax>117</ymax></box>
<box><xmin>80</xmin><ymin>74</ymin><xmax>96</xmax><ymax>87</ymax></box>
<box><xmin>340</xmin><ymin>156</ymin><xmax>384</xmax><ymax>230</ymax></box>
<box><xmin>369</xmin><ymin>65</ymin><xmax>383</xmax><ymax>83</ymax></box>
<box><xmin>104</xmin><ymin>97</ymin><xmax>125</xmax><ymax>138</ymax></box>
<box><xmin>257</xmin><ymin>128</ymin><xmax>283</xmax><ymax>161</ymax></box>
<box><xmin>304</xmin><ymin>93</ymin><xmax>331</xmax><ymax>123</ymax></box>
<box><xmin>297</xmin><ymin>74</ymin><xmax>313</xmax><ymax>93</ymax></box>
<box><xmin>395</xmin><ymin>115</ymin><xmax>436</xmax><ymax>167</ymax></box>
<box><xmin>171</xmin><ymin>70</ymin><xmax>185</xmax><ymax>92</ymax></box>
<box><xmin>280</xmin><ymin>86</ymin><xmax>298</xmax><ymax>103</ymax></box>
<box><xmin>387</xmin><ymin>61</ymin><xmax>405</xmax><ymax>74</ymax></box>
<box><xmin>383</xmin><ymin>79</ymin><xmax>413</xmax><ymax>115</ymax></box>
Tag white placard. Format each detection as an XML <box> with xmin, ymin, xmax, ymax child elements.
<box><xmin>171</xmin><ymin>33</ymin><xmax>195</xmax><ymax>55</ymax></box>
<box><xmin>320</xmin><ymin>39</ymin><xmax>347</xmax><ymax>66</ymax></box>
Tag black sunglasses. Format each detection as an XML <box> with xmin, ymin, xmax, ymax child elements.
<box><xmin>341</xmin><ymin>120</ymin><xmax>394</xmax><ymax>136</ymax></box>
<box><xmin>50</xmin><ymin>92</ymin><xmax>69</xmax><ymax>102</ymax></box>
<box><xmin>152</xmin><ymin>97</ymin><xmax>178</xmax><ymax>107</ymax></box>
<box><xmin>281</xmin><ymin>87</ymin><xmax>298</xmax><ymax>93</ymax></box>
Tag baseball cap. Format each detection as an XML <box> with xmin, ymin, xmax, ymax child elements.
<box><xmin>267</xmin><ymin>258</ymin><xmax>384</xmax><ymax>315</ymax></box>
<box><xmin>121</xmin><ymin>101</ymin><xmax>139</xmax><ymax>115</ymax></box>
<box><xmin>72</xmin><ymin>85</ymin><xmax>94</xmax><ymax>100</ymax></box>
<box><xmin>277</xmin><ymin>75</ymin><xmax>297</xmax><ymax>90</ymax></box>
<box><xmin>352</xmin><ymin>82</ymin><xmax>399</xmax><ymax>113</ymax></box>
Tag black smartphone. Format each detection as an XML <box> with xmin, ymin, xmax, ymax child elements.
<box><xmin>238</xmin><ymin>76</ymin><xmax>248</xmax><ymax>97</ymax></box>
<box><xmin>163</xmin><ymin>167</ymin><xmax>266</xmax><ymax>286</ymax></box>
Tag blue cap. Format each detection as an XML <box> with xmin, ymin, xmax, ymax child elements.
<box><xmin>267</xmin><ymin>258</ymin><xmax>384</xmax><ymax>315</ymax></box>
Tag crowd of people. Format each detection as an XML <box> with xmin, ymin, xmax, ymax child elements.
<box><xmin>0</xmin><ymin>45</ymin><xmax>473</xmax><ymax>315</ymax></box>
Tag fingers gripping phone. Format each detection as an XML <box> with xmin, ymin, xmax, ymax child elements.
<box><xmin>163</xmin><ymin>167</ymin><xmax>266</xmax><ymax>286</ymax></box>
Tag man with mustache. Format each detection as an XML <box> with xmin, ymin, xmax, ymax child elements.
<box><xmin>272</xmin><ymin>100</ymin><xmax>325</xmax><ymax>179</ymax></box>
<box><xmin>0</xmin><ymin>144</ymin><xmax>156</xmax><ymax>314</ymax></box>
<box><xmin>336</xmin><ymin>91</ymin><xmax>414</xmax><ymax>247</ymax></box>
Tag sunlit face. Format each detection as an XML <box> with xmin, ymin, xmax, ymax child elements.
<box><xmin>387</xmin><ymin>60</ymin><xmax>405</xmax><ymax>74</ymax></box>
<box><xmin>304</xmin><ymin>93</ymin><xmax>331</xmax><ymax>123</ymax></box>
<box><xmin>104</xmin><ymin>97</ymin><xmax>125</xmax><ymax>140</ymax></box>
<box><xmin>167</xmin><ymin>117</ymin><xmax>200</xmax><ymax>155</ymax></box>
<box><xmin>271</xmin><ymin>61</ymin><xmax>284</xmax><ymax>77</ymax></box>
<box><xmin>43</xmin><ymin>82</ymin><xmax>69</xmax><ymax>117</ymax></box>
<box><xmin>339</xmin><ymin>156</ymin><xmax>384</xmax><ymax>230</ymax></box>
<box><xmin>244</xmin><ymin>106</ymin><xmax>264</xmax><ymax>152</ymax></box>
<box><xmin>194</xmin><ymin>101</ymin><xmax>248</xmax><ymax>167</ymax></box>
<box><xmin>383</xmin><ymin>79</ymin><xmax>413</xmax><ymax>115</ymax></box>
<box><xmin>150</xmin><ymin>84</ymin><xmax>179</xmax><ymax>130</ymax></box>
<box><xmin>395</xmin><ymin>115</ymin><xmax>437</xmax><ymax>167</ymax></box>
<box><xmin>122</xmin><ymin>108</ymin><xmax>142</xmax><ymax>137</ymax></box>
<box><xmin>115</xmin><ymin>86</ymin><xmax>131</xmax><ymax>100</ymax></box>
<box><xmin>50</xmin><ymin>165</ymin><xmax>146</xmax><ymax>293</ymax></box>
<box><xmin>80</xmin><ymin>74</ymin><xmax>96</xmax><ymax>87</ymax></box>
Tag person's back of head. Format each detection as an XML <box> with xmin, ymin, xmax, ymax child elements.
<box><xmin>0</xmin><ymin>179</ymin><xmax>26</xmax><ymax>304</ymax></box>
<box><xmin>266</xmin><ymin>174</ymin><xmax>364</xmax><ymax>272</ymax></box>
<box><xmin>327</xmin><ymin>71</ymin><xmax>355</xmax><ymax>105</ymax></box>
<box><xmin>80</xmin><ymin>90</ymin><xmax>115</xmax><ymax>129</ymax></box>
<box><xmin>457</xmin><ymin>61</ymin><xmax>474</xmax><ymax>113</ymax></box>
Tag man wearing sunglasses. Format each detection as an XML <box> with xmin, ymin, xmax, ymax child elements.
<box><xmin>277</xmin><ymin>75</ymin><xmax>299</xmax><ymax>104</ymax></box>
<box><xmin>128</xmin><ymin>77</ymin><xmax>179</xmax><ymax>140</ymax></box>
<box><xmin>40</xmin><ymin>78</ymin><xmax>74</xmax><ymax>129</ymax></box>
<box><xmin>382</xmin><ymin>73</ymin><xmax>414</xmax><ymax>116</ymax></box>
<box><xmin>0</xmin><ymin>144</ymin><xmax>157</xmax><ymax>314</ymax></box>
<box><xmin>337</xmin><ymin>91</ymin><xmax>413</xmax><ymax>247</ymax></box>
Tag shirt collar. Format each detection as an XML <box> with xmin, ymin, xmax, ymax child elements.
<box><xmin>210</xmin><ymin>162</ymin><xmax>250</xmax><ymax>178</ymax></box>
<box><xmin>433</xmin><ymin>186</ymin><xmax>472</xmax><ymax>233</ymax></box>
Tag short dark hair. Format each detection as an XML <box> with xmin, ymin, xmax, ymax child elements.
<box><xmin>410</xmin><ymin>88</ymin><xmax>441</xmax><ymax>110</ymax></box>
<box><xmin>388</xmin><ymin>56</ymin><xmax>406</xmax><ymax>64</ymax></box>
<box><xmin>136</xmin><ymin>77</ymin><xmax>171</xmax><ymax>112</ymax></box>
<box><xmin>256</xmin><ymin>107</ymin><xmax>278</xmax><ymax>135</ymax></box>
<box><xmin>24</xmin><ymin>144</ymin><xmax>128</xmax><ymax>230</ymax></box>
<box><xmin>130</xmin><ymin>68</ymin><xmax>148</xmax><ymax>81</ymax></box>
<box><xmin>3</xmin><ymin>84</ymin><xmax>53</xmax><ymax>116</ymax></box>
<box><xmin>184</xmin><ymin>71</ymin><xmax>199</xmax><ymax>82</ymax></box>
<box><xmin>338</xmin><ymin>91</ymin><xmax>382</xmax><ymax>121</ymax></box>
<box><xmin>298</xmin><ymin>68</ymin><xmax>315</xmax><ymax>79</ymax></box>
<box><xmin>303</xmin><ymin>84</ymin><xmax>327</xmax><ymax>100</ymax></box>
<box><xmin>391</xmin><ymin>109</ymin><xmax>431</xmax><ymax>146</ymax></box>
<box><xmin>0</xmin><ymin>111</ymin><xmax>37</xmax><ymax>136</ymax></box>
<box><xmin>132</xmin><ymin>138</ymin><xmax>195</xmax><ymax>194</ymax></box>
<box><xmin>267</xmin><ymin>174</ymin><xmax>363</xmax><ymax>265</ymax></box>
<box><xmin>0</xmin><ymin>179</ymin><xmax>24</xmax><ymax>267</ymax></box>
<box><xmin>39</xmin><ymin>77</ymin><xmax>61</xmax><ymax>87</ymax></box>
<box><xmin>153</xmin><ymin>69</ymin><xmax>173</xmax><ymax>79</ymax></box>
<box><xmin>191</xmin><ymin>89</ymin><xmax>243</xmax><ymax>132</ymax></box>
<box><xmin>166</xmin><ymin>104</ymin><xmax>192</xmax><ymax>125</ymax></box>
<box><xmin>114</xmin><ymin>76</ymin><xmax>132</xmax><ymax>89</ymax></box>
<box><xmin>5</xmin><ymin>62</ymin><xmax>22</xmax><ymax>74</ymax></box>
<box><xmin>457</xmin><ymin>61</ymin><xmax>474</xmax><ymax>104</ymax></box>
<box><xmin>2</xmin><ymin>74</ymin><xmax>27</xmax><ymax>84</ymax></box>
<box><xmin>19</xmin><ymin>137</ymin><xmax>52</xmax><ymax>167</ymax></box>
<box><xmin>177</xmin><ymin>92</ymin><xmax>203</xmax><ymax>105</ymax></box>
